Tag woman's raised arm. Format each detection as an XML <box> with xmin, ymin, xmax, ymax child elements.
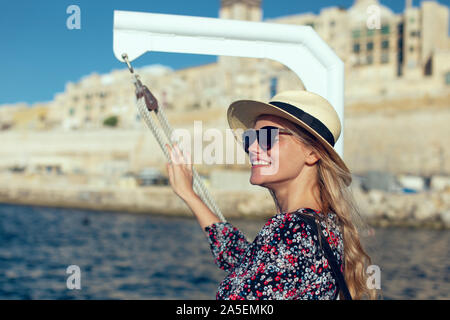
<box><xmin>165</xmin><ymin>142</ymin><xmax>222</xmax><ymax>234</ymax></box>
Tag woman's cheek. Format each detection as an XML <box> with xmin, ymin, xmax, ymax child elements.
<box><xmin>278</xmin><ymin>143</ymin><xmax>304</xmax><ymax>176</ymax></box>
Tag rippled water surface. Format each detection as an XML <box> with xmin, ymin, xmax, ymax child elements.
<box><xmin>0</xmin><ymin>204</ymin><xmax>448</xmax><ymax>299</ymax></box>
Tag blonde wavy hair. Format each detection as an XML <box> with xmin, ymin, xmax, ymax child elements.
<box><xmin>260</xmin><ymin>115</ymin><xmax>378</xmax><ymax>300</ymax></box>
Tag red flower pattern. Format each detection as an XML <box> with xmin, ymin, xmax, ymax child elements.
<box><xmin>205</xmin><ymin>208</ymin><xmax>344</xmax><ymax>300</ymax></box>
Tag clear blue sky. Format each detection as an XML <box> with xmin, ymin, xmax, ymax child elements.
<box><xmin>0</xmin><ymin>0</ymin><xmax>446</xmax><ymax>105</ymax></box>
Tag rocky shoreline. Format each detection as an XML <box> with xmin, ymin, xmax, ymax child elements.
<box><xmin>0</xmin><ymin>177</ymin><xmax>449</xmax><ymax>230</ymax></box>
<box><xmin>352</xmin><ymin>187</ymin><xmax>450</xmax><ymax>230</ymax></box>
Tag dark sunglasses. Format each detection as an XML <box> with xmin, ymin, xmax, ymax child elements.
<box><xmin>242</xmin><ymin>126</ymin><xmax>293</xmax><ymax>154</ymax></box>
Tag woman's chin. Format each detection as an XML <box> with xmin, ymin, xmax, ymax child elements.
<box><xmin>249</xmin><ymin>175</ymin><xmax>263</xmax><ymax>185</ymax></box>
<box><xmin>250</xmin><ymin>165</ymin><xmax>275</xmax><ymax>185</ymax></box>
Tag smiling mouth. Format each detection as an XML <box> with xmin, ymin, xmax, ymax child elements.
<box><xmin>251</xmin><ymin>159</ymin><xmax>271</xmax><ymax>166</ymax></box>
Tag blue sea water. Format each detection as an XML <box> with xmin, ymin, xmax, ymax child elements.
<box><xmin>0</xmin><ymin>203</ymin><xmax>448</xmax><ymax>300</ymax></box>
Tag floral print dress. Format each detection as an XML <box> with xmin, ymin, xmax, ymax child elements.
<box><xmin>204</xmin><ymin>207</ymin><xmax>344</xmax><ymax>300</ymax></box>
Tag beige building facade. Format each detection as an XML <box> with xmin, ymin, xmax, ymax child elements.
<box><xmin>1</xmin><ymin>0</ymin><xmax>449</xmax><ymax>131</ymax></box>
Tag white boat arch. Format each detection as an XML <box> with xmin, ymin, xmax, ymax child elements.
<box><xmin>113</xmin><ymin>10</ymin><xmax>346</xmax><ymax>158</ymax></box>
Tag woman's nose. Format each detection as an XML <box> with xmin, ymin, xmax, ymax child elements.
<box><xmin>248</xmin><ymin>137</ymin><xmax>269</xmax><ymax>157</ymax></box>
<box><xmin>247</xmin><ymin>138</ymin><xmax>259</xmax><ymax>154</ymax></box>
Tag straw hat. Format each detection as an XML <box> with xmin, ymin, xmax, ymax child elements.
<box><xmin>227</xmin><ymin>90</ymin><xmax>352</xmax><ymax>186</ymax></box>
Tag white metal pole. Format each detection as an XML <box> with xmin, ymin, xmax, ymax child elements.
<box><xmin>113</xmin><ymin>10</ymin><xmax>346</xmax><ymax>159</ymax></box>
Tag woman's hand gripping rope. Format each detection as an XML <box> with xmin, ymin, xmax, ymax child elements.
<box><xmin>165</xmin><ymin>143</ymin><xmax>222</xmax><ymax>232</ymax></box>
<box><xmin>166</xmin><ymin>142</ymin><xmax>196</xmax><ymax>202</ymax></box>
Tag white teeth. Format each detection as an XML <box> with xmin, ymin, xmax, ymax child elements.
<box><xmin>252</xmin><ymin>160</ymin><xmax>271</xmax><ymax>165</ymax></box>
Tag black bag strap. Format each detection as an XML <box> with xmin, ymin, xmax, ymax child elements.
<box><xmin>298</xmin><ymin>214</ymin><xmax>352</xmax><ymax>300</ymax></box>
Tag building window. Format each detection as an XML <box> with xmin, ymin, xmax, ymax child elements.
<box><xmin>382</xmin><ymin>40</ymin><xmax>389</xmax><ymax>49</ymax></box>
<box><xmin>270</xmin><ymin>77</ymin><xmax>278</xmax><ymax>97</ymax></box>
<box><xmin>381</xmin><ymin>53</ymin><xmax>389</xmax><ymax>64</ymax></box>
<box><xmin>69</xmin><ymin>108</ymin><xmax>75</xmax><ymax>116</ymax></box>
<box><xmin>330</xmin><ymin>20</ymin><xmax>335</xmax><ymax>27</ymax></box>
<box><xmin>85</xmin><ymin>105</ymin><xmax>91</xmax><ymax>111</ymax></box>
<box><xmin>409</xmin><ymin>46</ymin><xmax>414</xmax><ymax>52</ymax></box>
<box><xmin>367</xmin><ymin>29</ymin><xmax>375</xmax><ymax>37</ymax></box>
<box><xmin>352</xmin><ymin>29</ymin><xmax>361</xmax><ymax>38</ymax></box>
<box><xmin>425</xmin><ymin>57</ymin><xmax>432</xmax><ymax>76</ymax></box>
<box><xmin>353</xmin><ymin>43</ymin><xmax>361</xmax><ymax>53</ymax></box>
<box><xmin>366</xmin><ymin>42</ymin><xmax>374</xmax><ymax>51</ymax></box>
<box><xmin>445</xmin><ymin>72</ymin><xmax>450</xmax><ymax>85</ymax></box>
<box><xmin>381</xmin><ymin>25</ymin><xmax>390</xmax><ymax>34</ymax></box>
<box><xmin>397</xmin><ymin>38</ymin><xmax>404</xmax><ymax>61</ymax></box>
<box><xmin>367</xmin><ymin>55</ymin><xmax>373</xmax><ymax>65</ymax></box>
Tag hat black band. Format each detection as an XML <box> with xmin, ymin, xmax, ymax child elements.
<box><xmin>269</xmin><ymin>101</ymin><xmax>335</xmax><ymax>147</ymax></box>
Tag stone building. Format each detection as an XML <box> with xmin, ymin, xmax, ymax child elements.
<box><xmin>48</xmin><ymin>65</ymin><xmax>172</xmax><ymax>130</ymax></box>
<box><xmin>1</xmin><ymin>0</ymin><xmax>449</xmax><ymax>130</ymax></box>
<box><xmin>264</xmin><ymin>0</ymin><xmax>450</xmax><ymax>102</ymax></box>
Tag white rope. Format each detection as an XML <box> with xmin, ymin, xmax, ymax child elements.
<box><xmin>153</xmin><ymin>103</ymin><xmax>225</xmax><ymax>221</ymax></box>
<box><xmin>135</xmin><ymin>95</ymin><xmax>226</xmax><ymax>222</ymax></box>
<box><xmin>121</xmin><ymin>52</ymin><xmax>225</xmax><ymax>222</ymax></box>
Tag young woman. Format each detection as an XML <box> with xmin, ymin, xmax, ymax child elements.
<box><xmin>165</xmin><ymin>90</ymin><xmax>376</xmax><ymax>300</ymax></box>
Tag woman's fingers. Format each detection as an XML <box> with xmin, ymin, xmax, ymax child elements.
<box><xmin>183</xmin><ymin>149</ymin><xmax>193</xmax><ymax>169</ymax></box>
<box><xmin>166</xmin><ymin>162</ymin><xmax>173</xmax><ymax>182</ymax></box>
<box><xmin>173</xmin><ymin>143</ymin><xmax>186</xmax><ymax>164</ymax></box>
<box><xmin>167</xmin><ymin>143</ymin><xmax>181</xmax><ymax>165</ymax></box>
<box><xmin>165</xmin><ymin>142</ymin><xmax>195</xmax><ymax>200</ymax></box>
<box><xmin>174</xmin><ymin>142</ymin><xmax>194</xmax><ymax>166</ymax></box>
<box><xmin>175</xmin><ymin>143</ymin><xmax>190</xmax><ymax>165</ymax></box>
<box><xmin>172</xmin><ymin>143</ymin><xmax>181</xmax><ymax>163</ymax></box>
<box><xmin>167</xmin><ymin>142</ymin><xmax>193</xmax><ymax>167</ymax></box>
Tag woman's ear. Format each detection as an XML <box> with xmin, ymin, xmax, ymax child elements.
<box><xmin>305</xmin><ymin>149</ymin><xmax>320</xmax><ymax>165</ymax></box>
